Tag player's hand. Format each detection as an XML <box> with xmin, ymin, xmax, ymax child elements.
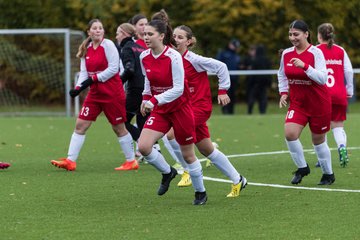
<box><xmin>218</xmin><ymin>94</ymin><xmax>230</xmax><ymax>106</ymax></box>
<box><xmin>279</xmin><ymin>94</ymin><xmax>288</xmax><ymax>108</ymax></box>
<box><xmin>140</xmin><ymin>101</ymin><xmax>154</xmax><ymax>116</ymax></box>
<box><xmin>140</xmin><ymin>102</ymin><xmax>147</xmax><ymax>116</ymax></box>
<box><xmin>290</xmin><ymin>58</ymin><xmax>305</xmax><ymax>69</ymax></box>
<box><xmin>69</xmin><ymin>89</ymin><xmax>80</xmax><ymax>98</ymax></box>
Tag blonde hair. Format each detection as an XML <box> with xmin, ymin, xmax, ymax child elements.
<box><xmin>119</xmin><ymin>23</ymin><xmax>136</xmax><ymax>38</ymax></box>
<box><xmin>175</xmin><ymin>25</ymin><xmax>197</xmax><ymax>49</ymax></box>
<box><xmin>76</xmin><ymin>19</ymin><xmax>102</xmax><ymax>58</ymax></box>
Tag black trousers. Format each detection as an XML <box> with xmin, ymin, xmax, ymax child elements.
<box><xmin>125</xmin><ymin>88</ymin><xmax>148</xmax><ymax>141</ymax></box>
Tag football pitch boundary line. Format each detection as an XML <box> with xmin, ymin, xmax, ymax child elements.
<box><xmin>199</xmin><ymin>146</ymin><xmax>360</xmax><ymax>160</ymax></box>
<box><xmin>201</xmin><ymin>146</ymin><xmax>360</xmax><ymax>193</ymax></box>
<box><xmin>203</xmin><ymin>176</ymin><xmax>360</xmax><ymax>193</ymax></box>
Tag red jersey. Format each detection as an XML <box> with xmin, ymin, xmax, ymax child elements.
<box><xmin>140</xmin><ymin>46</ymin><xmax>190</xmax><ymax>114</ymax></box>
<box><xmin>135</xmin><ymin>39</ymin><xmax>147</xmax><ymax>49</ymax></box>
<box><xmin>182</xmin><ymin>50</ymin><xmax>230</xmax><ymax>113</ymax></box>
<box><xmin>278</xmin><ymin>45</ymin><xmax>330</xmax><ymax>116</ymax></box>
<box><xmin>77</xmin><ymin>38</ymin><xmax>124</xmax><ymax>102</ymax></box>
<box><xmin>317</xmin><ymin>43</ymin><xmax>354</xmax><ymax>105</ymax></box>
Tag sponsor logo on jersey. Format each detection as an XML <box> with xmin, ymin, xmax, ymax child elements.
<box><xmin>321</xmin><ymin>126</ymin><xmax>328</xmax><ymax>130</ymax></box>
<box><xmin>288</xmin><ymin>79</ymin><xmax>312</xmax><ymax>85</ymax></box>
<box><xmin>116</xmin><ymin>117</ymin><xmax>123</xmax><ymax>121</ymax></box>
<box><xmin>86</xmin><ymin>56</ymin><xmax>90</xmax><ymax>59</ymax></box>
<box><xmin>287</xmin><ymin>63</ymin><xmax>293</xmax><ymax>66</ymax></box>
<box><xmin>325</xmin><ymin>59</ymin><xmax>342</xmax><ymax>65</ymax></box>
<box><xmin>146</xmin><ymin>69</ymin><xmax>151</xmax><ymax>72</ymax></box>
<box><xmin>151</xmin><ymin>86</ymin><xmax>172</xmax><ymax>93</ymax></box>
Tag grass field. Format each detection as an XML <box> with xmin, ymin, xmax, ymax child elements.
<box><xmin>1</xmin><ymin>104</ymin><xmax>360</xmax><ymax>239</ymax></box>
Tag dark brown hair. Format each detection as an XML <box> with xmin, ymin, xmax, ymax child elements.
<box><xmin>150</xmin><ymin>9</ymin><xmax>176</xmax><ymax>47</ymax></box>
<box><xmin>129</xmin><ymin>14</ymin><xmax>147</xmax><ymax>25</ymax></box>
<box><xmin>318</xmin><ymin>23</ymin><xmax>335</xmax><ymax>49</ymax></box>
<box><xmin>289</xmin><ymin>19</ymin><xmax>311</xmax><ymax>44</ymax></box>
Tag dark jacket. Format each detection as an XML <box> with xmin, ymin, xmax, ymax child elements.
<box><xmin>245</xmin><ymin>45</ymin><xmax>272</xmax><ymax>86</ymax></box>
<box><xmin>216</xmin><ymin>47</ymin><xmax>241</xmax><ymax>81</ymax></box>
<box><xmin>120</xmin><ymin>37</ymin><xmax>145</xmax><ymax>90</ymax></box>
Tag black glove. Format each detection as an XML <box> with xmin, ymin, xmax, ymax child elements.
<box><xmin>79</xmin><ymin>77</ymin><xmax>94</xmax><ymax>91</ymax></box>
<box><xmin>69</xmin><ymin>89</ymin><xmax>81</xmax><ymax>98</ymax></box>
<box><xmin>69</xmin><ymin>77</ymin><xmax>94</xmax><ymax>98</ymax></box>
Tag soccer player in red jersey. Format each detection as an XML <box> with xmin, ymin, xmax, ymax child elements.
<box><xmin>167</xmin><ymin>25</ymin><xmax>247</xmax><ymax>197</ymax></box>
<box><xmin>138</xmin><ymin>19</ymin><xmax>207</xmax><ymax>205</ymax></box>
<box><xmin>278</xmin><ymin>20</ymin><xmax>334</xmax><ymax>185</ymax></box>
<box><xmin>317</xmin><ymin>23</ymin><xmax>354</xmax><ymax>168</ymax></box>
<box><xmin>51</xmin><ymin>19</ymin><xmax>136</xmax><ymax>171</ymax></box>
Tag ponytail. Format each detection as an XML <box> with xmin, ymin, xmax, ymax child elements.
<box><xmin>318</xmin><ymin>23</ymin><xmax>335</xmax><ymax>49</ymax></box>
<box><xmin>151</xmin><ymin>9</ymin><xmax>176</xmax><ymax>47</ymax></box>
<box><xmin>76</xmin><ymin>37</ymin><xmax>91</xmax><ymax>58</ymax></box>
<box><xmin>175</xmin><ymin>25</ymin><xmax>197</xmax><ymax>48</ymax></box>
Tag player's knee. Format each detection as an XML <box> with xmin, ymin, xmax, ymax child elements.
<box><xmin>138</xmin><ymin>141</ymin><xmax>152</xmax><ymax>156</ymax></box>
<box><xmin>286</xmin><ymin>133</ymin><xmax>299</xmax><ymax>141</ymax></box>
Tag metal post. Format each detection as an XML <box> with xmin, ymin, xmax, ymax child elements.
<box><xmin>64</xmin><ymin>29</ymin><xmax>71</xmax><ymax>117</ymax></box>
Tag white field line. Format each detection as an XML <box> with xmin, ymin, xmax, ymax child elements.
<box><xmin>201</xmin><ymin>146</ymin><xmax>360</xmax><ymax>193</ymax></box>
<box><xmin>199</xmin><ymin>146</ymin><xmax>360</xmax><ymax>162</ymax></box>
<box><xmin>203</xmin><ymin>176</ymin><xmax>360</xmax><ymax>193</ymax></box>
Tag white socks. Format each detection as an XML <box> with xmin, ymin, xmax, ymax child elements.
<box><xmin>168</xmin><ymin>139</ymin><xmax>189</xmax><ymax>171</ymax></box>
<box><xmin>144</xmin><ymin>148</ymin><xmax>171</xmax><ymax>174</ymax></box>
<box><xmin>332</xmin><ymin>127</ymin><xmax>347</xmax><ymax>148</ymax></box>
<box><xmin>187</xmin><ymin>160</ymin><xmax>206</xmax><ymax>192</ymax></box>
<box><xmin>286</xmin><ymin>139</ymin><xmax>307</xmax><ymax>168</ymax></box>
<box><xmin>314</xmin><ymin>141</ymin><xmax>333</xmax><ymax>174</ymax></box>
<box><xmin>161</xmin><ymin>136</ymin><xmax>181</xmax><ymax>165</ymax></box>
<box><xmin>207</xmin><ymin>149</ymin><xmax>240</xmax><ymax>184</ymax></box>
<box><xmin>118</xmin><ymin>133</ymin><xmax>135</xmax><ymax>161</ymax></box>
<box><xmin>67</xmin><ymin>132</ymin><xmax>86</xmax><ymax>161</ymax></box>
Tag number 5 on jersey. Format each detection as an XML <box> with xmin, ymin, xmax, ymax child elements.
<box><xmin>146</xmin><ymin>116</ymin><xmax>155</xmax><ymax>126</ymax></box>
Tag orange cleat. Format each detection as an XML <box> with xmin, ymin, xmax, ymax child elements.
<box><xmin>51</xmin><ymin>158</ymin><xmax>76</xmax><ymax>171</ymax></box>
<box><xmin>114</xmin><ymin>159</ymin><xmax>139</xmax><ymax>171</ymax></box>
<box><xmin>0</xmin><ymin>162</ymin><xmax>10</xmax><ymax>169</ymax></box>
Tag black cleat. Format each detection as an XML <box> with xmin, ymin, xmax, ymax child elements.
<box><xmin>315</xmin><ymin>161</ymin><xmax>321</xmax><ymax>168</ymax></box>
<box><xmin>157</xmin><ymin>167</ymin><xmax>177</xmax><ymax>195</ymax></box>
<box><xmin>291</xmin><ymin>164</ymin><xmax>310</xmax><ymax>184</ymax></box>
<box><xmin>318</xmin><ymin>173</ymin><xmax>335</xmax><ymax>185</ymax></box>
<box><xmin>193</xmin><ymin>191</ymin><xmax>207</xmax><ymax>205</ymax></box>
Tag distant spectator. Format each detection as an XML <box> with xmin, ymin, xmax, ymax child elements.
<box><xmin>242</xmin><ymin>44</ymin><xmax>272</xmax><ymax>114</ymax></box>
<box><xmin>216</xmin><ymin>38</ymin><xmax>241</xmax><ymax>114</ymax></box>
